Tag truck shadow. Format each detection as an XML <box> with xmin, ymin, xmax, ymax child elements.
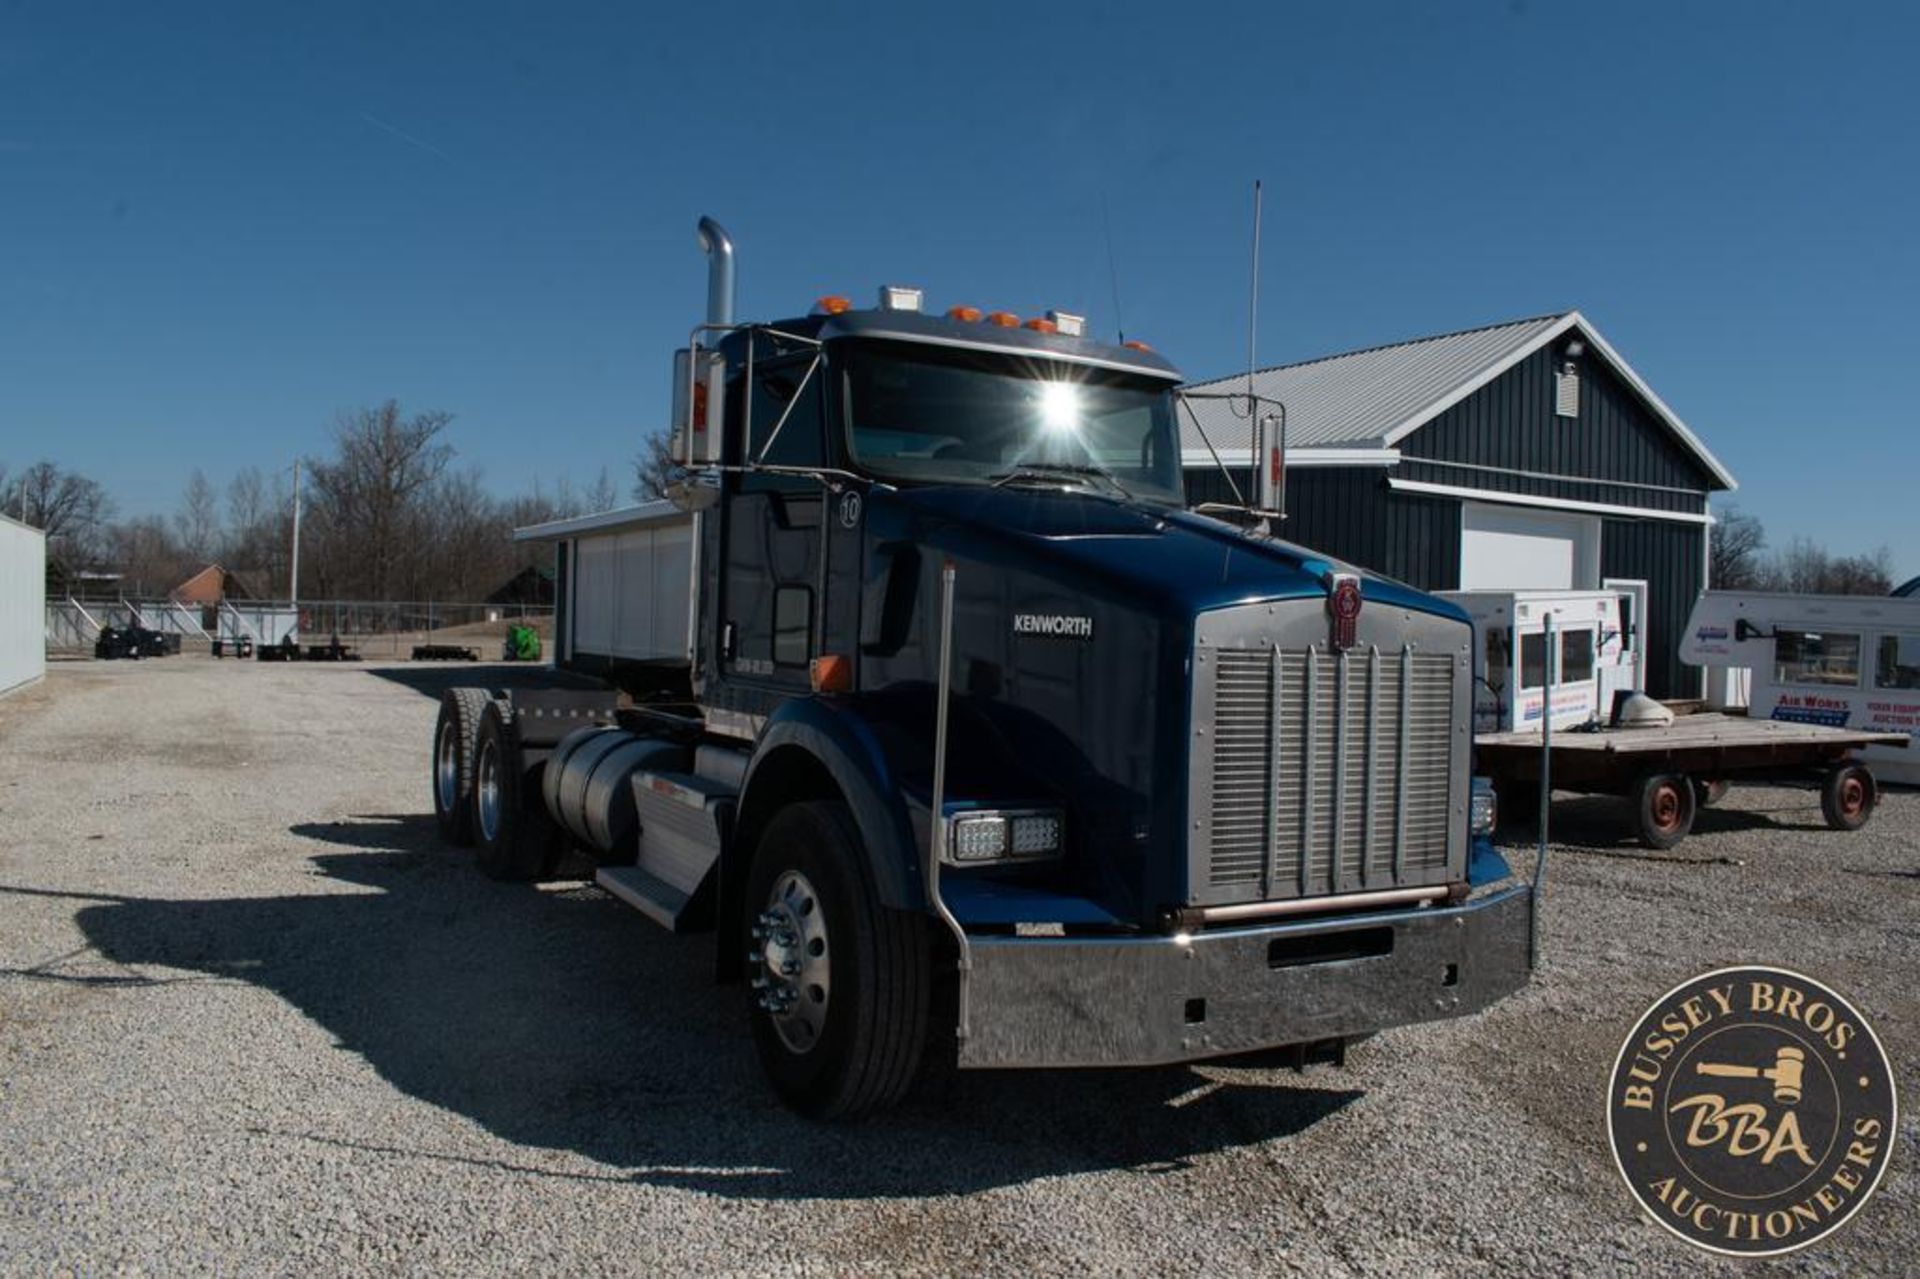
<box><xmin>66</xmin><ymin>815</ymin><xmax>1359</xmax><ymax>1199</ymax></box>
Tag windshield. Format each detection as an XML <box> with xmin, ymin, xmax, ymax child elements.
<box><xmin>840</xmin><ymin>341</ymin><xmax>1185</xmax><ymax>504</ymax></box>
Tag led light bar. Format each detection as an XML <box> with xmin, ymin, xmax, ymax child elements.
<box><xmin>879</xmin><ymin>285</ymin><xmax>923</xmax><ymax>312</ymax></box>
<box><xmin>1046</xmin><ymin>310</ymin><xmax>1086</xmax><ymax>338</ymax></box>
<box><xmin>945</xmin><ymin>808</ymin><xmax>1066</xmax><ymax>864</ymax></box>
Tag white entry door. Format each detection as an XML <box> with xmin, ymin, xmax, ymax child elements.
<box><xmin>1603</xmin><ymin>577</ymin><xmax>1650</xmax><ymax>692</ymax></box>
<box><xmin>1459</xmin><ymin>502</ymin><xmax>1600</xmax><ymax>590</ymax></box>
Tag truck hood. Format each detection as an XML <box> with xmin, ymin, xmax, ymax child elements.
<box><xmin>879</xmin><ymin>483</ymin><xmax>1463</xmax><ymax>624</ymax></box>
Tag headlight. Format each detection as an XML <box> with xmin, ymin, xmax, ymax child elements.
<box><xmin>945</xmin><ymin>809</ymin><xmax>1065</xmax><ymax>864</ymax></box>
<box><xmin>1470</xmin><ymin>777</ymin><xmax>1497</xmax><ymax>837</ymax></box>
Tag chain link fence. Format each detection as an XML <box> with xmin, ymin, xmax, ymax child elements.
<box><xmin>46</xmin><ymin>597</ymin><xmax>555</xmax><ymax>660</ymax></box>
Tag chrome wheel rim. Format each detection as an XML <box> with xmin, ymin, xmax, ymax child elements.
<box><xmin>753</xmin><ymin>869</ymin><xmax>830</xmax><ymax>1054</ymax></box>
<box><xmin>435</xmin><ymin>720</ymin><xmax>459</xmax><ymax>813</ymax></box>
<box><xmin>476</xmin><ymin>739</ymin><xmax>502</xmax><ymax>843</ymax></box>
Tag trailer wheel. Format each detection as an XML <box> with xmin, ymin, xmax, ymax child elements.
<box><xmin>471</xmin><ymin>701</ymin><xmax>565</xmax><ymax>881</ymax></box>
<box><xmin>1820</xmin><ymin>764</ymin><xmax>1876</xmax><ymax>831</ymax></box>
<box><xmin>432</xmin><ymin>688</ymin><xmax>491</xmax><ymax>846</ymax></box>
<box><xmin>744</xmin><ymin>801</ymin><xmax>931</xmax><ymax>1120</ymax></box>
<box><xmin>1633</xmin><ymin>772</ymin><xmax>1697</xmax><ymax>850</ymax></box>
<box><xmin>1693</xmin><ymin>778</ymin><xmax>1730</xmax><ymax>808</ymax></box>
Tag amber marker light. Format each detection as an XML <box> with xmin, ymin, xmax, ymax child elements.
<box><xmin>1123</xmin><ymin>339</ymin><xmax>1154</xmax><ymax>352</ymax></box>
<box><xmin>985</xmin><ymin>311</ymin><xmax>1020</xmax><ymax>328</ymax></box>
<box><xmin>810</xmin><ymin>654</ymin><xmax>853</xmax><ymax>693</ymax></box>
<box><xmin>946</xmin><ymin>305</ymin><xmax>983</xmax><ymax>322</ymax></box>
<box><xmin>1023</xmin><ymin>317</ymin><xmax>1058</xmax><ymax>334</ymax></box>
<box><xmin>814</xmin><ymin>295</ymin><xmax>853</xmax><ymax>315</ymax></box>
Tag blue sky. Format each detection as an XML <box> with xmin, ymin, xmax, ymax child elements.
<box><xmin>2</xmin><ymin>2</ymin><xmax>1915</xmax><ymax>575</ymax></box>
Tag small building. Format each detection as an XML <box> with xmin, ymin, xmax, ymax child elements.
<box><xmin>1</xmin><ymin>512</ymin><xmax>47</xmax><ymax>697</ymax></box>
<box><xmin>1180</xmin><ymin>311</ymin><xmax>1736</xmax><ymax>698</ymax></box>
<box><xmin>486</xmin><ymin>563</ymin><xmax>557</xmax><ymax>609</ymax></box>
<box><xmin>170</xmin><ymin>564</ymin><xmax>259</xmax><ymax>607</ymax></box>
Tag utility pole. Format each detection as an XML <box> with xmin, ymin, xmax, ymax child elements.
<box><xmin>289</xmin><ymin>459</ymin><xmax>303</xmax><ymax>641</ymax></box>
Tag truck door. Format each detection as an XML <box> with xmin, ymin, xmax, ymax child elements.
<box><xmin>720</xmin><ymin>350</ymin><xmax>828</xmax><ymax>696</ymax></box>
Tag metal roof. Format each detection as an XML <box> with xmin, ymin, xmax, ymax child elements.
<box><xmin>1180</xmin><ymin>311</ymin><xmax>1736</xmax><ymax>490</ymax></box>
<box><xmin>512</xmin><ymin>500</ymin><xmax>688</xmax><ymax>542</ymax></box>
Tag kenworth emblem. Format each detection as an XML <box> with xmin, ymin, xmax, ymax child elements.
<box><xmin>1328</xmin><ymin>574</ymin><xmax>1362</xmax><ymax>650</ymax></box>
<box><xmin>1013</xmin><ymin>613</ymin><xmax>1093</xmax><ymax>639</ymax></box>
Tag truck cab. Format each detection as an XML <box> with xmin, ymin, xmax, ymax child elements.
<box><xmin>432</xmin><ymin>219</ymin><xmax>1535</xmax><ymax>1118</ymax></box>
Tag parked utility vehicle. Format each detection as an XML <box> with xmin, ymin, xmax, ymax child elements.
<box><xmin>428</xmin><ymin>218</ymin><xmax>1535</xmax><ymax>1117</ymax></box>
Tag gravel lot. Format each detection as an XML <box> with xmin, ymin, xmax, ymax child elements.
<box><xmin>1</xmin><ymin>657</ymin><xmax>1914</xmax><ymax>1275</ymax></box>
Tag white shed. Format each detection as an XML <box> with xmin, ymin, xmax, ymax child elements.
<box><xmin>1</xmin><ymin>513</ymin><xmax>47</xmax><ymax>697</ymax></box>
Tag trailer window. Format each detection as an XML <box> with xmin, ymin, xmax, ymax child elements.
<box><xmin>1774</xmin><ymin>630</ymin><xmax>1862</xmax><ymax>688</ymax></box>
<box><xmin>1520</xmin><ymin>633</ymin><xmax>1546</xmax><ymax>689</ymax></box>
<box><xmin>1560</xmin><ymin>629</ymin><xmax>1594</xmax><ymax>684</ymax></box>
<box><xmin>1875</xmin><ymin>633</ymin><xmax>1920</xmax><ymax>690</ymax></box>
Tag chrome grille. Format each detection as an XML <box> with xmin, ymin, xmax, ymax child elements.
<box><xmin>1192</xmin><ymin>604</ymin><xmax>1466</xmax><ymax>905</ymax></box>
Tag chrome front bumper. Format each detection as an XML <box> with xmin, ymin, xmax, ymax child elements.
<box><xmin>956</xmin><ymin>884</ymin><xmax>1533</xmax><ymax>1069</ymax></box>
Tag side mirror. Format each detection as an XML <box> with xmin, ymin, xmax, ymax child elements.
<box><xmin>670</xmin><ymin>347</ymin><xmax>727</xmax><ymax>467</ymax></box>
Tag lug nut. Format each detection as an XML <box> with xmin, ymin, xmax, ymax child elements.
<box><xmin>779</xmin><ymin>959</ymin><xmax>800</xmax><ymax>976</ymax></box>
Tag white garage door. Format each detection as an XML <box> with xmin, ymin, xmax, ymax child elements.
<box><xmin>1459</xmin><ymin>502</ymin><xmax>1599</xmax><ymax>590</ymax></box>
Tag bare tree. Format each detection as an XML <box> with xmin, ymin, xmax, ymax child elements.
<box><xmin>303</xmin><ymin>401</ymin><xmax>454</xmax><ymax>599</ymax></box>
<box><xmin>1709</xmin><ymin>505</ymin><xmax>1767</xmax><ymax>589</ymax></box>
<box><xmin>103</xmin><ymin>516</ymin><xmax>188</xmax><ymax>597</ymax></box>
<box><xmin>175</xmin><ymin>469</ymin><xmax>220</xmax><ymax>563</ymax></box>
<box><xmin>5</xmin><ymin>460</ymin><xmax>113</xmax><ymax>581</ymax></box>
<box><xmin>632</xmin><ymin>429</ymin><xmax>677</xmax><ymax>502</ymax></box>
<box><xmin>587</xmin><ymin>466</ymin><xmax>619</xmax><ymax>514</ymax></box>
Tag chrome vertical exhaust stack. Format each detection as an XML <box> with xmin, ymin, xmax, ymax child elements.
<box><xmin>696</xmin><ymin>216</ymin><xmax>735</xmax><ymax>329</ymax></box>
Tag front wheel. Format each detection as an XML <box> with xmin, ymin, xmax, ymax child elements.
<box><xmin>744</xmin><ymin>801</ymin><xmax>931</xmax><ymax>1120</ymax></box>
<box><xmin>1820</xmin><ymin>764</ymin><xmax>1876</xmax><ymax>831</ymax></box>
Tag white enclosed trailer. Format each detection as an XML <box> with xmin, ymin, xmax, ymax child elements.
<box><xmin>513</xmin><ymin>501</ymin><xmax>696</xmax><ymax>682</ymax></box>
<box><xmin>1440</xmin><ymin>589</ymin><xmax>1635</xmax><ymax>733</ymax></box>
<box><xmin>0</xmin><ymin>512</ymin><xmax>46</xmax><ymax>697</ymax></box>
<box><xmin>1680</xmin><ymin>590</ymin><xmax>1920</xmax><ymax>785</ymax></box>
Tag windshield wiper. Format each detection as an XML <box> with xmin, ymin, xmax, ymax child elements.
<box><xmin>987</xmin><ymin>463</ymin><xmax>1134</xmax><ymax>500</ymax></box>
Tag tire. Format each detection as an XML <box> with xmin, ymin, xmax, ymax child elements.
<box><xmin>471</xmin><ymin>701</ymin><xmax>566</xmax><ymax>881</ymax></box>
<box><xmin>1820</xmin><ymin>764</ymin><xmax>1876</xmax><ymax>831</ymax></box>
<box><xmin>743</xmin><ymin>801</ymin><xmax>931</xmax><ymax>1120</ymax></box>
<box><xmin>1632</xmin><ymin>771</ymin><xmax>1696</xmax><ymax>850</ymax></box>
<box><xmin>1693</xmin><ymin>778</ymin><xmax>1730</xmax><ymax>808</ymax></box>
<box><xmin>432</xmin><ymin>688</ymin><xmax>491</xmax><ymax>846</ymax></box>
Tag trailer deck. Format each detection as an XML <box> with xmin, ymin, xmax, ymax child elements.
<box><xmin>1476</xmin><ymin>712</ymin><xmax>1908</xmax><ymax>848</ymax></box>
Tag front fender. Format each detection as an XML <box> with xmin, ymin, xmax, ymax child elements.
<box><xmin>742</xmin><ymin>697</ymin><xmax>925</xmax><ymax>911</ymax></box>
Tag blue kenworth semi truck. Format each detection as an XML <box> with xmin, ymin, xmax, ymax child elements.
<box><xmin>429</xmin><ymin>218</ymin><xmax>1534</xmax><ymax>1119</ymax></box>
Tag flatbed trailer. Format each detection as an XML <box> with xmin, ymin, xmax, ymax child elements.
<box><xmin>1475</xmin><ymin>712</ymin><xmax>1908</xmax><ymax>849</ymax></box>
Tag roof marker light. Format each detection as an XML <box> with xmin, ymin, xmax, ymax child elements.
<box><xmin>1046</xmin><ymin>310</ymin><xmax>1086</xmax><ymax>338</ymax></box>
<box><xmin>814</xmin><ymin>295</ymin><xmax>853</xmax><ymax>315</ymax></box>
<box><xmin>1123</xmin><ymin>339</ymin><xmax>1154</xmax><ymax>352</ymax></box>
<box><xmin>879</xmin><ymin>285</ymin><xmax>922</xmax><ymax>312</ymax></box>
<box><xmin>1023</xmin><ymin>317</ymin><xmax>1058</xmax><ymax>334</ymax></box>
<box><xmin>946</xmin><ymin>305</ymin><xmax>983</xmax><ymax>322</ymax></box>
<box><xmin>985</xmin><ymin>311</ymin><xmax>1020</xmax><ymax>328</ymax></box>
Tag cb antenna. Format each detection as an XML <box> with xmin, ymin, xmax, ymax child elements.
<box><xmin>1101</xmin><ymin>191</ymin><xmax>1126</xmax><ymax>344</ymax></box>
<box><xmin>1245</xmin><ymin>179</ymin><xmax>1263</xmax><ymax>507</ymax></box>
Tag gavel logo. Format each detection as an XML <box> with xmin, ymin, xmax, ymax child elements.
<box><xmin>1695</xmin><ymin>1045</ymin><xmax>1806</xmax><ymax>1105</ymax></box>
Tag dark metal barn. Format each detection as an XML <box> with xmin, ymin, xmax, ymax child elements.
<box><xmin>1181</xmin><ymin>312</ymin><xmax>1736</xmax><ymax>698</ymax></box>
